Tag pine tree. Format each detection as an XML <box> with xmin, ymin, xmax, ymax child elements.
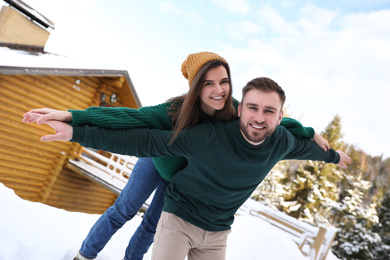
<box><xmin>374</xmin><ymin>192</ymin><xmax>390</xmax><ymax>248</ymax></box>
<box><xmin>330</xmin><ymin>197</ymin><xmax>388</xmax><ymax>259</ymax></box>
<box><xmin>331</xmin><ymin>214</ymin><xmax>386</xmax><ymax>260</ymax></box>
<box><xmin>330</xmin><ymin>157</ymin><xmax>387</xmax><ymax>259</ymax></box>
<box><xmin>279</xmin><ymin>115</ymin><xmax>345</xmax><ymax>224</ymax></box>
<box><xmin>251</xmin><ymin>161</ymin><xmax>289</xmax><ymax>209</ymax></box>
<box><xmin>322</xmin><ymin>114</ymin><xmax>344</xmax><ymax>150</ymax></box>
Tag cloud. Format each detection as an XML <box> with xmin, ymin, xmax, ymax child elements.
<box><xmin>254</xmin><ymin>5</ymin><xmax>298</xmax><ymax>37</ymax></box>
<box><xmin>300</xmin><ymin>4</ymin><xmax>337</xmax><ymax>25</ymax></box>
<box><xmin>211</xmin><ymin>0</ymin><xmax>251</xmax><ymax>15</ymax></box>
<box><xmin>297</xmin><ymin>4</ymin><xmax>336</xmax><ymax>38</ymax></box>
<box><xmin>159</xmin><ymin>1</ymin><xmax>203</xmax><ymax>24</ymax></box>
<box><xmin>226</xmin><ymin>20</ymin><xmax>263</xmax><ymax>40</ymax></box>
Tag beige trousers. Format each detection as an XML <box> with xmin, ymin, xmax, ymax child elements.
<box><xmin>151</xmin><ymin>212</ymin><xmax>231</xmax><ymax>260</ymax></box>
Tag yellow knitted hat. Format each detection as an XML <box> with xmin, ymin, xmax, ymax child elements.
<box><xmin>181</xmin><ymin>52</ymin><xmax>227</xmax><ymax>87</ymax></box>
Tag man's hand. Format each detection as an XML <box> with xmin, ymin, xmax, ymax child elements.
<box><xmin>336</xmin><ymin>150</ymin><xmax>352</xmax><ymax>169</ymax></box>
<box><xmin>313</xmin><ymin>133</ymin><xmax>330</xmax><ymax>151</ymax></box>
<box><xmin>23</xmin><ymin>108</ymin><xmax>73</xmax><ymax>125</ymax></box>
<box><xmin>41</xmin><ymin>120</ymin><xmax>73</xmax><ymax>142</ymax></box>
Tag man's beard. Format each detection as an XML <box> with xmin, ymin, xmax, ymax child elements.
<box><xmin>240</xmin><ymin>121</ymin><xmax>274</xmax><ymax>144</ymax></box>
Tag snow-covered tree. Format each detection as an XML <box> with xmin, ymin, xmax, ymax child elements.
<box><xmin>331</xmin><ymin>215</ymin><xmax>386</xmax><ymax>260</ymax></box>
<box><xmin>276</xmin><ymin>115</ymin><xmax>345</xmax><ymax>224</ymax></box>
<box><xmin>251</xmin><ymin>161</ymin><xmax>289</xmax><ymax>209</ymax></box>
<box><xmin>373</xmin><ymin>192</ymin><xmax>390</xmax><ymax>248</ymax></box>
<box><xmin>330</xmin><ymin>165</ymin><xmax>387</xmax><ymax>259</ymax></box>
<box><xmin>279</xmin><ymin>161</ymin><xmax>343</xmax><ymax>224</ymax></box>
<box><xmin>330</xmin><ymin>197</ymin><xmax>388</xmax><ymax>259</ymax></box>
<box><xmin>322</xmin><ymin>115</ymin><xmax>344</xmax><ymax>151</ymax></box>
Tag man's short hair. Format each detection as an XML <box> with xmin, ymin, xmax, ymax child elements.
<box><xmin>242</xmin><ymin>77</ymin><xmax>286</xmax><ymax>107</ymax></box>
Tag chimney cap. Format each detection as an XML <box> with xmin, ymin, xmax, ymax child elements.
<box><xmin>4</xmin><ymin>0</ymin><xmax>55</xmax><ymax>29</ymax></box>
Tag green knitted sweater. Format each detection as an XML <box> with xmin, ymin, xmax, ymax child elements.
<box><xmin>71</xmin><ymin>121</ymin><xmax>339</xmax><ymax>231</ymax></box>
<box><xmin>69</xmin><ymin>99</ymin><xmax>315</xmax><ymax>181</ymax></box>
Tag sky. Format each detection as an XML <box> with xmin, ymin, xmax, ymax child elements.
<box><xmin>0</xmin><ymin>183</ymin><xmax>339</xmax><ymax>260</ymax></box>
<box><xmin>5</xmin><ymin>0</ymin><xmax>390</xmax><ymax>159</ymax></box>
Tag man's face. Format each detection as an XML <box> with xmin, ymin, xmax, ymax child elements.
<box><xmin>237</xmin><ymin>89</ymin><xmax>284</xmax><ymax>145</ymax></box>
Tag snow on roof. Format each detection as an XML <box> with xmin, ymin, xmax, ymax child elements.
<box><xmin>0</xmin><ymin>46</ymin><xmax>125</xmax><ymax>74</ymax></box>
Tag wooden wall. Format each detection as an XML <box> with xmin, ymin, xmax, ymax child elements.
<box><xmin>0</xmin><ymin>72</ymin><xmax>138</xmax><ymax>214</ymax></box>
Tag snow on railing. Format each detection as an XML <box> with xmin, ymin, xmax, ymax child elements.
<box><xmin>68</xmin><ymin>147</ymin><xmax>155</xmax><ymax>209</ymax></box>
<box><xmin>237</xmin><ymin>199</ymin><xmax>337</xmax><ymax>260</ymax></box>
<box><xmin>69</xmin><ymin>147</ymin><xmax>138</xmax><ymax>192</ymax></box>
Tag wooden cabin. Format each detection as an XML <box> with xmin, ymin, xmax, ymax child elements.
<box><xmin>0</xmin><ymin>0</ymin><xmax>142</xmax><ymax>214</ymax></box>
<box><xmin>0</xmin><ymin>66</ymin><xmax>141</xmax><ymax>214</ymax></box>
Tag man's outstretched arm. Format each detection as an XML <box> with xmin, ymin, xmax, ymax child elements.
<box><xmin>39</xmin><ymin>120</ymin><xmax>208</xmax><ymax>159</ymax></box>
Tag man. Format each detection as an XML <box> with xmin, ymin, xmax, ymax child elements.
<box><xmin>39</xmin><ymin>77</ymin><xmax>351</xmax><ymax>260</ymax></box>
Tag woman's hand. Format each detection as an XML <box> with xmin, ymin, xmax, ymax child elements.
<box><xmin>23</xmin><ymin>108</ymin><xmax>73</xmax><ymax>124</ymax></box>
<box><xmin>313</xmin><ymin>132</ymin><xmax>330</xmax><ymax>151</ymax></box>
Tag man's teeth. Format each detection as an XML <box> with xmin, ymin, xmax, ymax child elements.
<box><xmin>252</xmin><ymin>124</ymin><xmax>265</xmax><ymax>129</ymax></box>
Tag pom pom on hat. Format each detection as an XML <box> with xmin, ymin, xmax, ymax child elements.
<box><xmin>181</xmin><ymin>52</ymin><xmax>227</xmax><ymax>87</ymax></box>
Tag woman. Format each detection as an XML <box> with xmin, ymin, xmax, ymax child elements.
<box><xmin>23</xmin><ymin>52</ymin><xmax>329</xmax><ymax>260</ymax></box>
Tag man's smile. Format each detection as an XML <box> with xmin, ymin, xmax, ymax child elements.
<box><xmin>250</xmin><ymin>123</ymin><xmax>266</xmax><ymax>130</ymax></box>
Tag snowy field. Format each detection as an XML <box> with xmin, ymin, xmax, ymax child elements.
<box><xmin>0</xmin><ymin>183</ymin><xmax>339</xmax><ymax>260</ymax></box>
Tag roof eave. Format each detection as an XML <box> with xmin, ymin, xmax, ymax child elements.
<box><xmin>0</xmin><ymin>65</ymin><xmax>142</xmax><ymax>107</ymax></box>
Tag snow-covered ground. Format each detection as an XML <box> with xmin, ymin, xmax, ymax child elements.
<box><xmin>0</xmin><ymin>183</ymin><xmax>339</xmax><ymax>260</ymax></box>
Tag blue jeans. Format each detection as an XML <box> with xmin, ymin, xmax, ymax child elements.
<box><xmin>79</xmin><ymin>157</ymin><xmax>170</xmax><ymax>260</ymax></box>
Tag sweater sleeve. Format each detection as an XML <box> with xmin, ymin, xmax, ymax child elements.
<box><xmin>69</xmin><ymin>102</ymin><xmax>172</xmax><ymax>130</ymax></box>
<box><xmin>280</xmin><ymin>117</ymin><xmax>315</xmax><ymax>139</ymax></box>
<box><xmin>72</xmin><ymin>126</ymin><xmax>179</xmax><ymax>158</ymax></box>
<box><xmin>71</xmin><ymin>124</ymin><xmax>210</xmax><ymax>159</ymax></box>
<box><xmin>280</xmin><ymin>127</ymin><xmax>340</xmax><ymax>164</ymax></box>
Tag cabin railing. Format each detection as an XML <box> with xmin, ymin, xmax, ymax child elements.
<box><xmin>237</xmin><ymin>199</ymin><xmax>337</xmax><ymax>260</ymax></box>
<box><xmin>67</xmin><ymin>147</ymin><xmax>138</xmax><ymax>194</ymax></box>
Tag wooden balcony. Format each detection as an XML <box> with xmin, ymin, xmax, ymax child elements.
<box><xmin>68</xmin><ymin>146</ymin><xmax>152</xmax><ymax>210</ymax></box>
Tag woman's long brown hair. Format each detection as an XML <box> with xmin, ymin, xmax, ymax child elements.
<box><xmin>168</xmin><ymin>60</ymin><xmax>237</xmax><ymax>143</ymax></box>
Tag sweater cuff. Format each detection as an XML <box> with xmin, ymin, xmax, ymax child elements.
<box><xmin>70</xmin><ymin>126</ymin><xmax>85</xmax><ymax>143</ymax></box>
<box><xmin>68</xmin><ymin>109</ymin><xmax>83</xmax><ymax>126</ymax></box>
<box><xmin>328</xmin><ymin>148</ymin><xmax>341</xmax><ymax>164</ymax></box>
<box><xmin>306</xmin><ymin>127</ymin><xmax>315</xmax><ymax>139</ymax></box>
<box><xmin>333</xmin><ymin>149</ymin><xmax>341</xmax><ymax>164</ymax></box>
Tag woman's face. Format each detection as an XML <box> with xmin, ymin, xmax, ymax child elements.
<box><xmin>199</xmin><ymin>65</ymin><xmax>230</xmax><ymax>116</ymax></box>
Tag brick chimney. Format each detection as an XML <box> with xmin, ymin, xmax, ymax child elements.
<box><xmin>0</xmin><ymin>0</ymin><xmax>55</xmax><ymax>52</ymax></box>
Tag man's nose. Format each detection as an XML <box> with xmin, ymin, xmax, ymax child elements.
<box><xmin>254</xmin><ymin>112</ymin><xmax>265</xmax><ymax>122</ymax></box>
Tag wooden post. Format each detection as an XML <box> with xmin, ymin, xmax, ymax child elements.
<box><xmin>313</xmin><ymin>226</ymin><xmax>327</xmax><ymax>260</ymax></box>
